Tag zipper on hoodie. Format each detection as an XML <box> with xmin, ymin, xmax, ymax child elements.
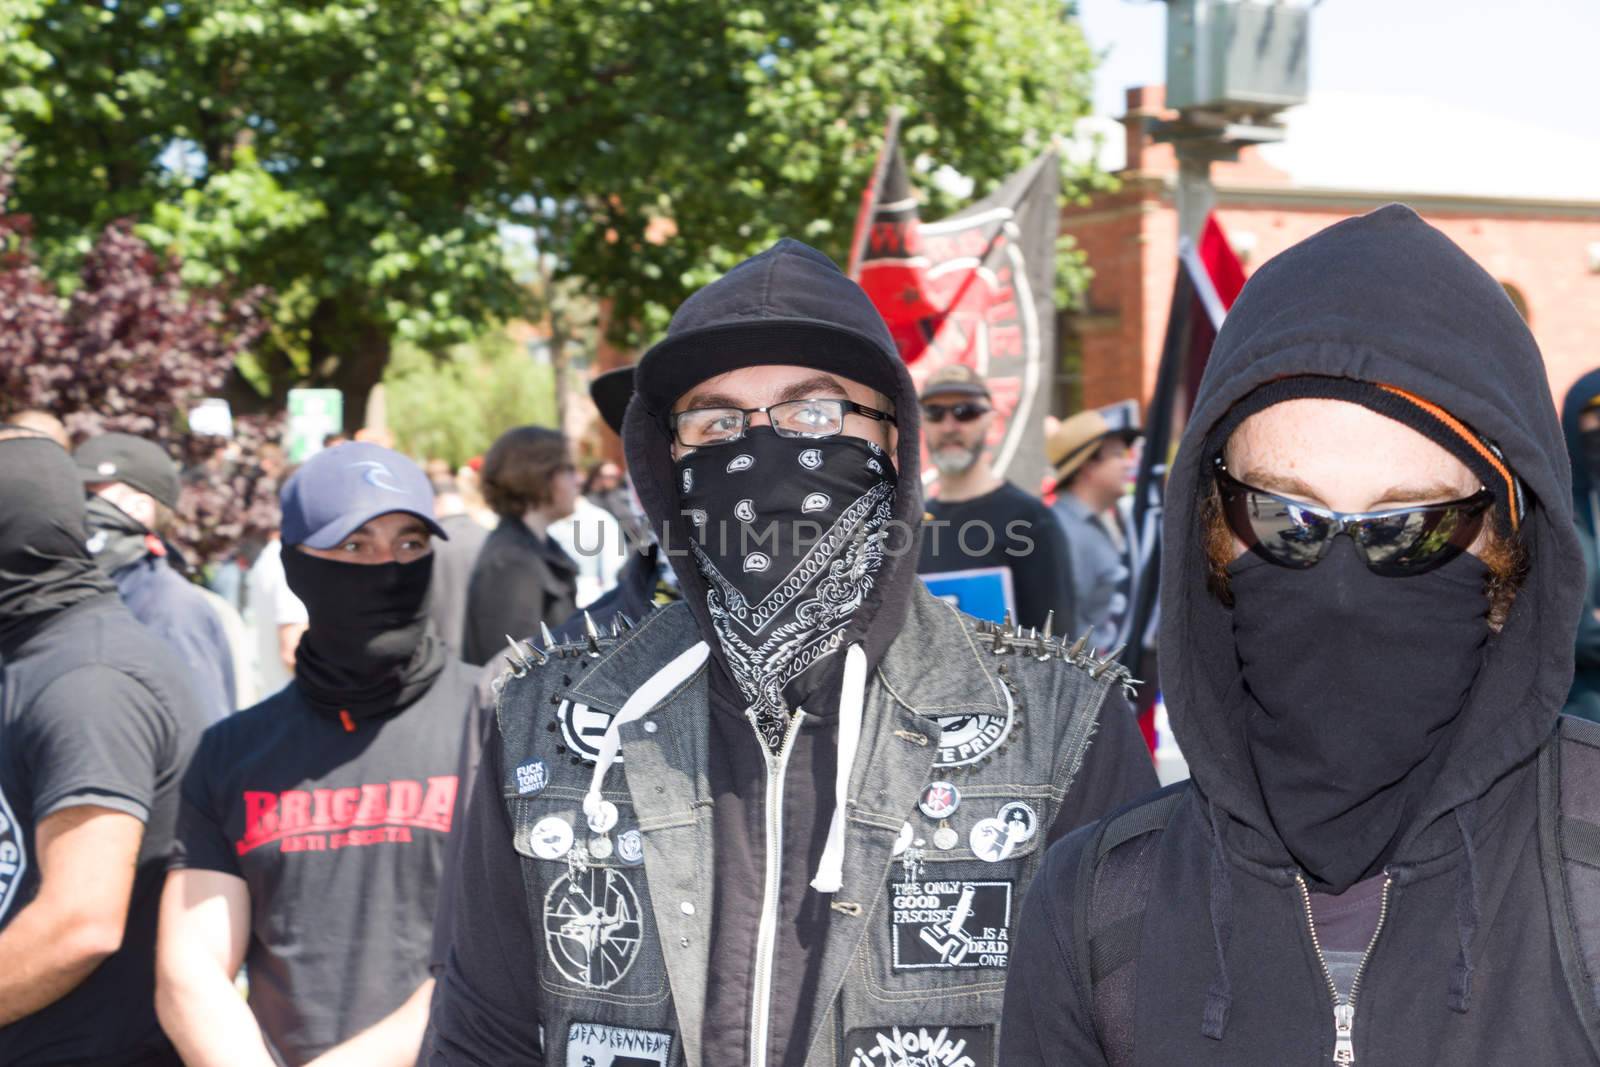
<box><xmin>748</xmin><ymin>708</ymin><xmax>807</xmax><ymax>1067</ymax></box>
<box><xmin>1295</xmin><ymin>873</ymin><xmax>1393</xmax><ymax>1066</ymax></box>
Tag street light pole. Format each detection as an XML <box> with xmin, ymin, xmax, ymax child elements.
<box><xmin>1153</xmin><ymin>0</ymin><xmax>1312</xmax><ymax>243</ymax></box>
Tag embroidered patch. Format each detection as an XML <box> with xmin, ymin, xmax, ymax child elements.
<box><xmin>515</xmin><ymin>758</ymin><xmax>549</xmax><ymax>796</ymax></box>
<box><xmin>565</xmin><ymin>1021</ymin><xmax>673</xmax><ymax>1066</ymax></box>
<box><xmin>932</xmin><ymin>710</ymin><xmax>1013</xmax><ymax>769</ymax></box>
<box><xmin>841</xmin><ymin>1024</ymin><xmax>995</xmax><ymax>1067</ymax></box>
<box><xmin>890</xmin><ymin>879</ymin><xmax>1012</xmax><ymax>970</ymax></box>
<box><xmin>558</xmin><ymin>700</ymin><xmax>619</xmax><ymax>765</ymax></box>
<box><xmin>544</xmin><ymin>867</ymin><xmax>645</xmax><ymax>989</ymax></box>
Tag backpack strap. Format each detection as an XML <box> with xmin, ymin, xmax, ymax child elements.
<box><xmin>1540</xmin><ymin>714</ymin><xmax>1600</xmax><ymax>1056</ymax></box>
<box><xmin>1076</xmin><ymin>786</ymin><xmax>1185</xmax><ymax>1067</ymax></box>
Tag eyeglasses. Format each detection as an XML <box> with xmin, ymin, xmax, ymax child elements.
<box><xmin>669</xmin><ymin>398</ymin><xmax>896</xmax><ymax>448</ymax></box>
<box><xmin>1214</xmin><ymin>459</ymin><xmax>1492</xmax><ymax>576</ymax></box>
<box><xmin>921</xmin><ymin>401</ymin><xmax>990</xmax><ymax>424</ymax></box>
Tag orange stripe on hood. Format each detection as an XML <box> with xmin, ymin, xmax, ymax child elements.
<box><xmin>1377</xmin><ymin>383</ymin><xmax>1519</xmax><ymax>532</ymax></box>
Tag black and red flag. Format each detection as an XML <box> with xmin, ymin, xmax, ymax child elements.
<box><xmin>1121</xmin><ymin>214</ymin><xmax>1246</xmax><ymax>723</ymax></box>
<box><xmin>849</xmin><ymin>114</ymin><xmax>1060</xmax><ymax>492</ymax></box>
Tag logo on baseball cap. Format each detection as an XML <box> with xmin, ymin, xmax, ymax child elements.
<box><xmin>280</xmin><ymin>442</ymin><xmax>448</xmax><ymax>549</ymax></box>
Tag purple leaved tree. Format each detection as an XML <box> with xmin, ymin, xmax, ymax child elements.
<box><xmin>0</xmin><ymin>149</ymin><xmax>278</xmax><ymax>569</ymax></box>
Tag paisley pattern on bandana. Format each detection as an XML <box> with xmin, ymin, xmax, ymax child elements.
<box><xmin>692</xmin><ymin>484</ymin><xmax>892</xmax><ymax>749</ymax></box>
<box><xmin>677</xmin><ymin>429</ymin><xmax>895</xmax><ymax>752</ymax></box>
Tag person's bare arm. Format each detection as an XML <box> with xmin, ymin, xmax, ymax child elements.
<box><xmin>0</xmin><ymin>806</ymin><xmax>142</xmax><ymax>1025</ymax></box>
<box><xmin>306</xmin><ymin>978</ymin><xmax>435</xmax><ymax>1067</ymax></box>
<box><xmin>278</xmin><ymin>622</ymin><xmax>307</xmax><ymax>673</ymax></box>
<box><xmin>155</xmin><ymin>869</ymin><xmax>277</xmax><ymax>1067</ymax></box>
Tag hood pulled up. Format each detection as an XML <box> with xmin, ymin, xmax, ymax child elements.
<box><xmin>1162</xmin><ymin>204</ymin><xmax>1581</xmax><ymax>860</ymax></box>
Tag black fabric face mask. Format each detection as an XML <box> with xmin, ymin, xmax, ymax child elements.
<box><xmin>1229</xmin><ymin>538</ymin><xmax>1490</xmax><ymax>892</ymax></box>
<box><xmin>0</xmin><ymin>437</ymin><xmax>116</xmax><ymax>649</ymax></box>
<box><xmin>281</xmin><ymin>548</ymin><xmax>444</xmax><ymax>721</ymax></box>
<box><xmin>1580</xmin><ymin>427</ymin><xmax>1600</xmax><ymax>487</ymax></box>
<box><xmin>84</xmin><ymin>494</ymin><xmax>154</xmax><ymax>576</ymax></box>
<box><xmin>675</xmin><ymin>426</ymin><xmax>895</xmax><ymax>750</ymax></box>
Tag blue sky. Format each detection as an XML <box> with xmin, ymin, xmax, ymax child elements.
<box><xmin>1076</xmin><ymin>0</ymin><xmax>1597</xmax><ymax>132</ymax></box>
<box><xmin>1072</xmin><ymin>0</ymin><xmax>1600</xmax><ymax>199</ymax></box>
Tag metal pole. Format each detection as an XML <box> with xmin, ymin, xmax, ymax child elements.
<box><xmin>1174</xmin><ymin>145</ymin><xmax>1216</xmax><ymax>247</ymax></box>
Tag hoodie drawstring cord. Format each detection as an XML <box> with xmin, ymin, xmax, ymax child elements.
<box><xmin>583</xmin><ymin>641</ymin><xmax>710</xmax><ymax>831</ymax></box>
<box><xmin>1201</xmin><ymin>798</ymin><xmax>1235</xmax><ymax>1041</ymax></box>
<box><xmin>811</xmin><ymin>643</ymin><xmax>867</xmax><ymax>894</ymax></box>
<box><xmin>1449</xmin><ymin>801</ymin><xmax>1481</xmax><ymax>1014</ymax></box>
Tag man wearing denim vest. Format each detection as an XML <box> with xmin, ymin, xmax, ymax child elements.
<box><xmin>427</xmin><ymin>240</ymin><xmax>1157</xmax><ymax>1067</ymax></box>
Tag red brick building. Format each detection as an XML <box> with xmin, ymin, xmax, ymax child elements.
<box><xmin>1063</xmin><ymin>87</ymin><xmax>1600</xmax><ymax>416</ymax></box>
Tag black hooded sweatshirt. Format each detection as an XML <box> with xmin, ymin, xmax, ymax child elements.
<box><xmin>0</xmin><ymin>436</ymin><xmax>208</xmax><ymax>1066</ymax></box>
<box><xmin>425</xmin><ymin>241</ymin><xmax>1153</xmax><ymax>1066</ymax></box>
<box><xmin>1559</xmin><ymin>368</ymin><xmax>1600</xmax><ymax>721</ymax></box>
<box><xmin>1001</xmin><ymin>205</ymin><xmax>1595</xmax><ymax>1064</ymax></box>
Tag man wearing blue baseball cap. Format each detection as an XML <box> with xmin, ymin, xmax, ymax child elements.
<box><xmin>155</xmin><ymin>443</ymin><xmax>479</xmax><ymax>1067</ymax></box>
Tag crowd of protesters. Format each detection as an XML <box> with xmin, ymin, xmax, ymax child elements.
<box><xmin>2</xmin><ymin>207</ymin><xmax>1600</xmax><ymax>1066</ymax></box>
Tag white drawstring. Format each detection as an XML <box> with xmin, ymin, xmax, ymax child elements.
<box><xmin>583</xmin><ymin>641</ymin><xmax>710</xmax><ymax>831</ymax></box>
<box><xmin>811</xmin><ymin>643</ymin><xmax>867</xmax><ymax>894</ymax></box>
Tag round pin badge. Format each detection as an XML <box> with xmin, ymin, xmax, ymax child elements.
<box><xmin>587</xmin><ymin>799</ymin><xmax>619</xmax><ymax>834</ymax></box>
<box><xmin>931</xmin><ymin>825</ymin><xmax>960</xmax><ymax>851</ymax></box>
<box><xmin>918</xmin><ymin>781</ymin><xmax>961</xmax><ymax>820</ymax></box>
<box><xmin>616</xmin><ymin>828</ymin><xmax>645</xmax><ymax>866</ymax></box>
<box><xmin>588</xmin><ymin>834</ymin><xmax>614</xmax><ymax>861</ymax></box>
<box><xmin>528</xmin><ymin>816</ymin><xmax>575</xmax><ymax>860</ymax></box>
<box><xmin>514</xmin><ymin>758</ymin><xmax>549</xmax><ymax>797</ymax></box>
<box><xmin>997</xmin><ymin>801</ymin><xmax>1038</xmax><ymax>843</ymax></box>
<box><xmin>893</xmin><ymin>821</ymin><xmax>914</xmax><ymax>856</ymax></box>
<box><xmin>970</xmin><ymin>817</ymin><xmax>1014</xmax><ymax>863</ymax></box>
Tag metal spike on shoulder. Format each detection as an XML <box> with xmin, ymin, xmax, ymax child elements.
<box><xmin>539</xmin><ymin>620</ymin><xmax>556</xmax><ymax>649</ymax></box>
<box><xmin>504</xmin><ymin>634</ymin><xmax>532</xmax><ymax>676</ymax></box>
<box><xmin>970</xmin><ymin>617</ymin><xmax>1139</xmax><ymax>691</ymax></box>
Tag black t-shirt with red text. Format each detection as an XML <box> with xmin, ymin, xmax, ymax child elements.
<box><xmin>171</xmin><ymin>659</ymin><xmax>477</xmax><ymax>1066</ymax></box>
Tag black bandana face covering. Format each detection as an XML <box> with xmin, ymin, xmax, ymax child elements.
<box><xmin>676</xmin><ymin>427</ymin><xmax>895</xmax><ymax>751</ymax></box>
<box><xmin>1229</xmin><ymin>539</ymin><xmax>1490</xmax><ymax>891</ymax></box>
<box><xmin>282</xmin><ymin>549</ymin><xmax>444</xmax><ymax>720</ymax></box>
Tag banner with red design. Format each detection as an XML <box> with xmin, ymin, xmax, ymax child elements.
<box><xmin>849</xmin><ymin>117</ymin><xmax>1060</xmax><ymax>492</ymax></box>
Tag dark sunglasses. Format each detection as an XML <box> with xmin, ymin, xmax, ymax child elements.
<box><xmin>922</xmin><ymin>401</ymin><xmax>989</xmax><ymax>424</ymax></box>
<box><xmin>1214</xmin><ymin>459</ymin><xmax>1492</xmax><ymax>576</ymax></box>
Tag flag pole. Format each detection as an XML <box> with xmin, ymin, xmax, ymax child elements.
<box><xmin>847</xmin><ymin>109</ymin><xmax>903</xmax><ymax>280</ymax></box>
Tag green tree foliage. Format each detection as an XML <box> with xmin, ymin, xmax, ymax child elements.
<box><xmin>383</xmin><ymin>326</ymin><xmax>559</xmax><ymax>469</ymax></box>
<box><xmin>6</xmin><ymin>0</ymin><xmax>1101</xmax><ymax>421</ymax></box>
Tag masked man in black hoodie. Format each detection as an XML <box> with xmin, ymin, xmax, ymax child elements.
<box><xmin>426</xmin><ymin>240</ymin><xmax>1157</xmax><ymax>1067</ymax></box>
<box><xmin>156</xmin><ymin>442</ymin><xmax>478</xmax><ymax>1067</ymax></box>
<box><xmin>0</xmin><ymin>428</ymin><xmax>208</xmax><ymax>1067</ymax></box>
<box><xmin>1003</xmin><ymin>205</ymin><xmax>1600</xmax><ymax>1065</ymax></box>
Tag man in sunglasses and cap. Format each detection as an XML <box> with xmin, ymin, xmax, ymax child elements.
<box><xmin>427</xmin><ymin>239</ymin><xmax>1156</xmax><ymax>1067</ymax></box>
<box><xmin>1004</xmin><ymin>206</ymin><xmax>1600</xmax><ymax>1064</ymax></box>
<box><xmin>916</xmin><ymin>364</ymin><xmax>1077</xmax><ymax>630</ymax></box>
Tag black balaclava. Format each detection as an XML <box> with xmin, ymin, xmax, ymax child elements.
<box><xmin>1229</xmin><ymin>541</ymin><xmax>1490</xmax><ymax>891</ymax></box>
<box><xmin>84</xmin><ymin>493</ymin><xmax>157</xmax><ymax>576</ymax></box>
<box><xmin>676</xmin><ymin>427</ymin><xmax>895</xmax><ymax>751</ymax></box>
<box><xmin>281</xmin><ymin>549</ymin><xmax>445</xmax><ymax>721</ymax></box>
<box><xmin>0</xmin><ymin>435</ymin><xmax>117</xmax><ymax>650</ymax></box>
